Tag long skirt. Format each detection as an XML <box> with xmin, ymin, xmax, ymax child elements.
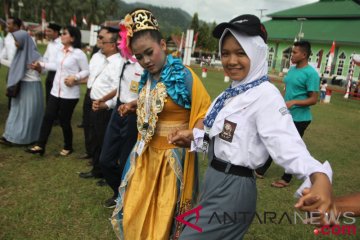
<box><xmin>3</xmin><ymin>81</ymin><xmax>44</xmax><ymax>145</ymax></box>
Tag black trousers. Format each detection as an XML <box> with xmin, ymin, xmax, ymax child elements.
<box><xmin>256</xmin><ymin>121</ymin><xmax>311</xmax><ymax>183</ymax></box>
<box><xmin>37</xmin><ymin>95</ymin><xmax>78</xmax><ymax>150</ymax></box>
<box><xmin>45</xmin><ymin>71</ymin><xmax>56</xmax><ymax>104</ymax></box>
<box><xmin>89</xmin><ymin>106</ymin><xmax>112</xmax><ymax>177</ymax></box>
<box><xmin>99</xmin><ymin>100</ymin><xmax>138</xmax><ymax>197</ymax></box>
<box><xmin>82</xmin><ymin>89</ymin><xmax>94</xmax><ymax>156</ymax></box>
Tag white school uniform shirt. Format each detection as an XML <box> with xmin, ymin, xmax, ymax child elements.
<box><xmin>42</xmin><ymin>47</ymin><xmax>89</xmax><ymax>99</ymax></box>
<box><xmin>42</xmin><ymin>37</ymin><xmax>63</xmax><ymax>72</ymax></box>
<box><xmin>116</xmin><ymin>58</ymin><xmax>143</xmax><ymax>104</ymax></box>
<box><xmin>87</xmin><ymin>51</ymin><xmax>106</xmax><ymax>89</ymax></box>
<box><xmin>0</xmin><ymin>33</ymin><xmax>17</xmax><ymax>66</ymax></box>
<box><xmin>203</xmin><ymin>81</ymin><xmax>331</xmax><ymax>183</ymax></box>
<box><xmin>90</xmin><ymin>53</ymin><xmax>122</xmax><ymax>108</ymax></box>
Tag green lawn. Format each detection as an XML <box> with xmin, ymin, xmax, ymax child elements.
<box><xmin>1</xmin><ymin>57</ymin><xmax>360</xmax><ymax>239</ymax></box>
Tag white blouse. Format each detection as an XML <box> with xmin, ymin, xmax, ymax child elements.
<box><xmin>193</xmin><ymin>81</ymin><xmax>332</xmax><ymax>195</ymax></box>
<box><xmin>42</xmin><ymin>47</ymin><xmax>89</xmax><ymax>99</ymax></box>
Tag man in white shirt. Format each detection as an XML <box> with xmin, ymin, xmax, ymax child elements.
<box><xmin>0</xmin><ymin>17</ymin><xmax>22</xmax><ymax>109</ymax></box>
<box><xmin>78</xmin><ymin>27</ymin><xmax>107</xmax><ymax>160</ymax></box>
<box><xmin>0</xmin><ymin>17</ymin><xmax>22</xmax><ymax>66</ymax></box>
<box><xmin>99</xmin><ymin>56</ymin><xmax>143</xmax><ymax>208</ymax></box>
<box><xmin>79</xmin><ymin>28</ymin><xmax>122</xmax><ymax>181</ymax></box>
<box><xmin>42</xmin><ymin>23</ymin><xmax>62</xmax><ymax>103</ymax></box>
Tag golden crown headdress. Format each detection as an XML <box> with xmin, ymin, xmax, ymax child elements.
<box><xmin>128</xmin><ymin>9</ymin><xmax>159</xmax><ymax>34</ymax></box>
<box><xmin>119</xmin><ymin>9</ymin><xmax>159</xmax><ymax>61</ymax></box>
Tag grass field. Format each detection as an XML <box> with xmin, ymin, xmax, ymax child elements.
<box><xmin>1</xmin><ymin>49</ymin><xmax>360</xmax><ymax>239</ymax></box>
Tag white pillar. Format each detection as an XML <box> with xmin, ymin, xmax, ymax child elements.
<box><xmin>183</xmin><ymin>29</ymin><xmax>194</xmax><ymax>66</ymax></box>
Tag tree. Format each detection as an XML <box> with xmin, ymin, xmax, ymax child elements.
<box><xmin>190</xmin><ymin>12</ymin><xmax>199</xmax><ymax>33</ymax></box>
<box><xmin>197</xmin><ymin>22</ymin><xmax>210</xmax><ymax>51</ymax></box>
<box><xmin>208</xmin><ymin>21</ymin><xmax>218</xmax><ymax>52</ymax></box>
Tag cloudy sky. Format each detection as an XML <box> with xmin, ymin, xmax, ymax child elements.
<box><xmin>122</xmin><ymin>0</ymin><xmax>318</xmax><ymax>22</ymax></box>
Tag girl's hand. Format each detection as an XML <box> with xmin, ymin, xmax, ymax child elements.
<box><xmin>295</xmin><ymin>173</ymin><xmax>336</xmax><ymax>227</ymax></box>
<box><xmin>168</xmin><ymin>129</ymin><xmax>193</xmax><ymax>148</ymax></box>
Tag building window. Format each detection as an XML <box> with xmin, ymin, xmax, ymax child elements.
<box><xmin>348</xmin><ymin>53</ymin><xmax>356</xmax><ymax>75</ymax></box>
<box><xmin>316</xmin><ymin>50</ymin><xmax>323</xmax><ymax>70</ymax></box>
<box><xmin>336</xmin><ymin>52</ymin><xmax>346</xmax><ymax>76</ymax></box>
<box><xmin>324</xmin><ymin>51</ymin><xmax>330</xmax><ymax>74</ymax></box>
<box><xmin>281</xmin><ymin>47</ymin><xmax>292</xmax><ymax>70</ymax></box>
<box><xmin>268</xmin><ymin>47</ymin><xmax>274</xmax><ymax>67</ymax></box>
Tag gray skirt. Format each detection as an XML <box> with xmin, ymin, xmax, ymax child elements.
<box><xmin>3</xmin><ymin>81</ymin><xmax>44</xmax><ymax>145</ymax></box>
<box><xmin>179</xmin><ymin>166</ymin><xmax>257</xmax><ymax>240</ymax></box>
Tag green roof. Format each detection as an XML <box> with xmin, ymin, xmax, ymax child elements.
<box><xmin>269</xmin><ymin>0</ymin><xmax>360</xmax><ymax>19</ymax></box>
<box><xmin>263</xmin><ymin>19</ymin><xmax>360</xmax><ymax>44</ymax></box>
<box><xmin>264</xmin><ymin>0</ymin><xmax>360</xmax><ymax>44</ymax></box>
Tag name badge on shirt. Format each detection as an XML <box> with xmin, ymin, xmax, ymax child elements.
<box><xmin>130</xmin><ymin>80</ymin><xmax>139</xmax><ymax>93</ymax></box>
<box><xmin>219</xmin><ymin>119</ymin><xmax>237</xmax><ymax>142</ymax></box>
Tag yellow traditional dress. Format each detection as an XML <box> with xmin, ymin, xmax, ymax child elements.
<box><xmin>111</xmin><ymin>55</ymin><xmax>211</xmax><ymax>240</ymax></box>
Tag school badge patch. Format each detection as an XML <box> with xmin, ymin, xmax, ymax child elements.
<box><xmin>279</xmin><ymin>107</ymin><xmax>290</xmax><ymax>116</ymax></box>
<box><xmin>219</xmin><ymin>119</ymin><xmax>237</xmax><ymax>142</ymax></box>
<box><xmin>130</xmin><ymin>80</ymin><xmax>139</xmax><ymax>93</ymax></box>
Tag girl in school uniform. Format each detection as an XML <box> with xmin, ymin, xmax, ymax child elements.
<box><xmin>169</xmin><ymin>14</ymin><xmax>335</xmax><ymax>239</ymax></box>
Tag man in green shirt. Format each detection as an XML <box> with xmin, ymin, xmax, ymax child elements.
<box><xmin>256</xmin><ymin>41</ymin><xmax>320</xmax><ymax>187</ymax></box>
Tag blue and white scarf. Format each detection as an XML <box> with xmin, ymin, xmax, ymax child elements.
<box><xmin>204</xmin><ymin>75</ymin><xmax>268</xmax><ymax>128</ymax></box>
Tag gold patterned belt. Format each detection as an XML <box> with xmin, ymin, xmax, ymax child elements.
<box><xmin>155</xmin><ymin>121</ymin><xmax>189</xmax><ymax>137</ymax></box>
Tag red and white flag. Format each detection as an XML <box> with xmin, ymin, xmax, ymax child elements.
<box><xmin>41</xmin><ymin>9</ymin><xmax>46</xmax><ymax>33</ymax></box>
<box><xmin>192</xmin><ymin>32</ymin><xmax>199</xmax><ymax>54</ymax></box>
<box><xmin>70</xmin><ymin>14</ymin><xmax>77</xmax><ymax>27</ymax></box>
<box><xmin>326</xmin><ymin>41</ymin><xmax>335</xmax><ymax>73</ymax></box>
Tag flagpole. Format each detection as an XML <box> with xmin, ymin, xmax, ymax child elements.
<box><xmin>178</xmin><ymin>32</ymin><xmax>184</xmax><ymax>56</ymax></box>
<box><xmin>344</xmin><ymin>55</ymin><xmax>355</xmax><ymax>99</ymax></box>
<box><xmin>325</xmin><ymin>41</ymin><xmax>335</xmax><ymax>77</ymax></box>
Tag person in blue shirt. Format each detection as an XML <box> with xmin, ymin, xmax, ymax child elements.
<box><xmin>256</xmin><ymin>40</ymin><xmax>320</xmax><ymax>188</ymax></box>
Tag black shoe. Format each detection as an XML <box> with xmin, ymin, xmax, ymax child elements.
<box><xmin>53</xmin><ymin>120</ymin><xmax>60</xmax><ymax>126</ymax></box>
<box><xmin>25</xmin><ymin>145</ymin><xmax>45</xmax><ymax>156</ymax></box>
<box><xmin>0</xmin><ymin>137</ymin><xmax>13</xmax><ymax>146</ymax></box>
<box><xmin>96</xmin><ymin>179</ymin><xmax>108</xmax><ymax>187</ymax></box>
<box><xmin>79</xmin><ymin>171</ymin><xmax>102</xmax><ymax>179</ymax></box>
<box><xmin>79</xmin><ymin>171</ymin><xmax>95</xmax><ymax>178</ymax></box>
<box><xmin>103</xmin><ymin>197</ymin><xmax>116</xmax><ymax>209</ymax></box>
<box><xmin>78</xmin><ymin>154</ymin><xmax>92</xmax><ymax>159</ymax></box>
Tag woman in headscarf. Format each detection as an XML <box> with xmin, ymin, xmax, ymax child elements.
<box><xmin>111</xmin><ymin>9</ymin><xmax>211</xmax><ymax>240</ymax></box>
<box><xmin>168</xmin><ymin>14</ymin><xmax>336</xmax><ymax>239</ymax></box>
<box><xmin>0</xmin><ymin>30</ymin><xmax>44</xmax><ymax>145</ymax></box>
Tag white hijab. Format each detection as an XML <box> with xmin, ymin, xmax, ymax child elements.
<box><xmin>219</xmin><ymin>28</ymin><xmax>268</xmax><ymax>87</ymax></box>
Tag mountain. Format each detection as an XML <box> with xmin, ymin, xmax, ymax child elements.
<box><xmin>116</xmin><ymin>1</ymin><xmax>193</xmax><ymax>36</ymax></box>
